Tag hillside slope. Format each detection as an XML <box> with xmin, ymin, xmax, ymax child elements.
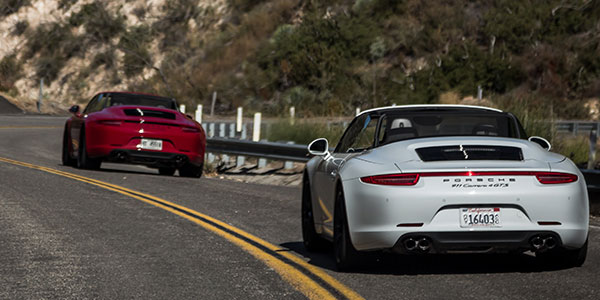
<box><xmin>0</xmin><ymin>0</ymin><xmax>599</xmax><ymax>119</ymax></box>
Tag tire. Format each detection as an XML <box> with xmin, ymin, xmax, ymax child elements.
<box><xmin>158</xmin><ymin>167</ymin><xmax>176</xmax><ymax>176</ymax></box>
<box><xmin>333</xmin><ymin>184</ymin><xmax>360</xmax><ymax>271</ymax></box>
<box><xmin>62</xmin><ymin>126</ymin><xmax>76</xmax><ymax>166</ymax></box>
<box><xmin>179</xmin><ymin>162</ymin><xmax>203</xmax><ymax>178</ymax></box>
<box><xmin>538</xmin><ymin>238</ymin><xmax>588</xmax><ymax>268</ymax></box>
<box><xmin>302</xmin><ymin>174</ymin><xmax>328</xmax><ymax>252</ymax></box>
<box><xmin>77</xmin><ymin>128</ymin><xmax>101</xmax><ymax>170</ymax></box>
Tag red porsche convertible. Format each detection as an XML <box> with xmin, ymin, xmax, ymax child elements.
<box><xmin>62</xmin><ymin>91</ymin><xmax>206</xmax><ymax>177</ymax></box>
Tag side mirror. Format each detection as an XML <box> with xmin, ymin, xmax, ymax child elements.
<box><xmin>308</xmin><ymin>138</ymin><xmax>330</xmax><ymax>157</ymax></box>
<box><xmin>529</xmin><ymin>136</ymin><xmax>552</xmax><ymax>151</ymax></box>
<box><xmin>69</xmin><ymin>105</ymin><xmax>80</xmax><ymax>114</ymax></box>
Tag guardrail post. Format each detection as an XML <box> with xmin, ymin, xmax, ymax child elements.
<box><xmin>195</xmin><ymin>104</ymin><xmax>202</xmax><ymax>123</ymax></box>
<box><xmin>229</xmin><ymin>123</ymin><xmax>235</xmax><ymax>138</ymax></box>
<box><xmin>207</xmin><ymin>123</ymin><xmax>215</xmax><ymax>163</ymax></box>
<box><xmin>253</xmin><ymin>113</ymin><xmax>267</xmax><ymax>168</ymax></box>
<box><xmin>258</xmin><ymin>143</ymin><xmax>267</xmax><ymax>169</ymax></box>
<box><xmin>219</xmin><ymin>123</ymin><xmax>229</xmax><ymax>163</ymax></box>
<box><xmin>236</xmin><ymin>124</ymin><xmax>247</xmax><ymax>167</ymax></box>
<box><xmin>284</xmin><ymin>141</ymin><xmax>295</xmax><ymax>169</ymax></box>
<box><xmin>574</xmin><ymin>122</ymin><xmax>579</xmax><ymax>136</ymax></box>
<box><xmin>179</xmin><ymin>104</ymin><xmax>186</xmax><ymax>113</ymax></box>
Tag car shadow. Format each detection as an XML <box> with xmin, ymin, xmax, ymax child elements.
<box><xmin>280</xmin><ymin>241</ymin><xmax>572</xmax><ymax>275</ymax></box>
<box><xmin>59</xmin><ymin>164</ymin><xmax>159</xmax><ymax>176</ymax></box>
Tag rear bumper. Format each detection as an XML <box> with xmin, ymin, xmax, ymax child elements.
<box><xmin>391</xmin><ymin>231</ymin><xmax>561</xmax><ymax>254</ymax></box>
<box><xmin>84</xmin><ymin>122</ymin><xmax>205</xmax><ymax>166</ymax></box>
<box><xmin>105</xmin><ymin>149</ymin><xmax>194</xmax><ymax>168</ymax></box>
<box><xmin>342</xmin><ymin>176</ymin><xmax>589</xmax><ymax>252</ymax></box>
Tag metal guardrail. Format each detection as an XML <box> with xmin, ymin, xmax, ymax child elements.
<box><xmin>555</xmin><ymin>121</ymin><xmax>600</xmax><ymax>134</ymax></box>
<box><xmin>206</xmin><ymin>137</ymin><xmax>311</xmax><ymax>162</ymax></box>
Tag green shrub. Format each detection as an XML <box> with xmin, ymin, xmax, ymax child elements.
<box><xmin>0</xmin><ymin>54</ymin><xmax>22</xmax><ymax>91</ymax></box>
<box><xmin>70</xmin><ymin>2</ymin><xmax>125</xmax><ymax>42</ymax></box>
<box><xmin>266</xmin><ymin>120</ymin><xmax>345</xmax><ymax>146</ymax></box>
<box><xmin>0</xmin><ymin>0</ymin><xmax>29</xmax><ymax>16</ymax></box>
<box><xmin>91</xmin><ymin>50</ymin><xmax>116</xmax><ymax>69</ymax></box>
<box><xmin>553</xmin><ymin>135</ymin><xmax>589</xmax><ymax>166</ymax></box>
<box><xmin>119</xmin><ymin>25</ymin><xmax>153</xmax><ymax>76</ymax></box>
<box><xmin>11</xmin><ymin>20</ymin><xmax>28</xmax><ymax>36</ymax></box>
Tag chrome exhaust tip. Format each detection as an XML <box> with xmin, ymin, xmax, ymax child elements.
<box><xmin>404</xmin><ymin>238</ymin><xmax>417</xmax><ymax>251</ymax></box>
<box><xmin>116</xmin><ymin>151</ymin><xmax>127</xmax><ymax>161</ymax></box>
<box><xmin>530</xmin><ymin>236</ymin><xmax>544</xmax><ymax>250</ymax></box>
<box><xmin>543</xmin><ymin>237</ymin><xmax>557</xmax><ymax>249</ymax></box>
<box><xmin>417</xmin><ymin>238</ymin><xmax>431</xmax><ymax>252</ymax></box>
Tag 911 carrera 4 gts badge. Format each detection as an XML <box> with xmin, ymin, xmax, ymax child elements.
<box><xmin>445</xmin><ymin>177</ymin><xmax>515</xmax><ymax>188</ymax></box>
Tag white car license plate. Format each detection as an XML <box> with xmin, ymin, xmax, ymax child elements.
<box><xmin>139</xmin><ymin>139</ymin><xmax>163</xmax><ymax>151</ymax></box>
<box><xmin>460</xmin><ymin>207</ymin><xmax>501</xmax><ymax>228</ymax></box>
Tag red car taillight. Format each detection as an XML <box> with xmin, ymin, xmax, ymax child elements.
<box><xmin>98</xmin><ymin>120</ymin><xmax>122</xmax><ymax>126</ymax></box>
<box><xmin>360</xmin><ymin>174</ymin><xmax>420</xmax><ymax>186</ymax></box>
<box><xmin>534</xmin><ymin>172</ymin><xmax>578</xmax><ymax>184</ymax></box>
<box><xmin>360</xmin><ymin>171</ymin><xmax>578</xmax><ymax>186</ymax></box>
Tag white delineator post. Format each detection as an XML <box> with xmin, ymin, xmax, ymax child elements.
<box><xmin>253</xmin><ymin>112</ymin><xmax>267</xmax><ymax>168</ymax></box>
<box><xmin>179</xmin><ymin>104</ymin><xmax>186</xmax><ymax>113</ymax></box>
<box><xmin>195</xmin><ymin>104</ymin><xmax>203</xmax><ymax>123</ymax></box>
<box><xmin>355</xmin><ymin>107</ymin><xmax>361</xmax><ymax>116</ymax></box>
<box><xmin>236</xmin><ymin>107</ymin><xmax>243</xmax><ymax>132</ymax></box>
<box><xmin>252</xmin><ymin>112</ymin><xmax>261</xmax><ymax>142</ymax></box>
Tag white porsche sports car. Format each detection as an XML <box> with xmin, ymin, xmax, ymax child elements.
<box><xmin>302</xmin><ymin>105</ymin><xmax>589</xmax><ymax>270</ymax></box>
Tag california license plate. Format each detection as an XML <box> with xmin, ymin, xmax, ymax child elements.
<box><xmin>139</xmin><ymin>139</ymin><xmax>163</xmax><ymax>151</ymax></box>
<box><xmin>460</xmin><ymin>208</ymin><xmax>501</xmax><ymax>228</ymax></box>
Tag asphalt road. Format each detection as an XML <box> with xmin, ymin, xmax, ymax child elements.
<box><xmin>1</xmin><ymin>115</ymin><xmax>599</xmax><ymax>300</ymax></box>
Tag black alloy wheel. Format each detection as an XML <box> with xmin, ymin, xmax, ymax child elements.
<box><xmin>333</xmin><ymin>185</ymin><xmax>360</xmax><ymax>271</ymax></box>
<box><xmin>62</xmin><ymin>126</ymin><xmax>76</xmax><ymax>166</ymax></box>
<box><xmin>537</xmin><ymin>238</ymin><xmax>588</xmax><ymax>268</ymax></box>
<box><xmin>158</xmin><ymin>167</ymin><xmax>176</xmax><ymax>176</ymax></box>
<box><xmin>302</xmin><ymin>174</ymin><xmax>328</xmax><ymax>251</ymax></box>
<box><xmin>179</xmin><ymin>162</ymin><xmax>203</xmax><ymax>178</ymax></box>
<box><xmin>77</xmin><ymin>128</ymin><xmax>101</xmax><ymax>170</ymax></box>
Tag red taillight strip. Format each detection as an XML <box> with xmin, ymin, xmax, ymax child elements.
<box><xmin>360</xmin><ymin>171</ymin><xmax>578</xmax><ymax>186</ymax></box>
<box><xmin>534</xmin><ymin>172</ymin><xmax>578</xmax><ymax>184</ymax></box>
<box><xmin>360</xmin><ymin>174</ymin><xmax>419</xmax><ymax>186</ymax></box>
<box><xmin>98</xmin><ymin>120</ymin><xmax>122</xmax><ymax>126</ymax></box>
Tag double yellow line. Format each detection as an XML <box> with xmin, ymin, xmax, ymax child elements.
<box><xmin>0</xmin><ymin>157</ymin><xmax>363</xmax><ymax>300</ymax></box>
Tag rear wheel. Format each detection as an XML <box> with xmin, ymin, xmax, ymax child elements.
<box><xmin>538</xmin><ymin>238</ymin><xmax>587</xmax><ymax>268</ymax></box>
<box><xmin>302</xmin><ymin>174</ymin><xmax>328</xmax><ymax>251</ymax></box>
<box><xmin>77</xmin><ymin>129</ymin><xmax>101</xmax><ymax>170</ymax></box>
<box><xmin>62</xmin><ymin>126</ymin><xmax>76</xmax><ymax>166</ymax></box>
<box><xmin>158</xmin><ymin>167</ymin><xmax>176</xmax><ymax>176</ymax></box>
<box><xmin>179</xmin><ymin>162</ymin><xmax>203</xmax><ymax>178</ymax></box>
<box><xmin>334</xmin><ymin>185</ymin><xmax>360</xmax><ymax>271</ymax></box>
